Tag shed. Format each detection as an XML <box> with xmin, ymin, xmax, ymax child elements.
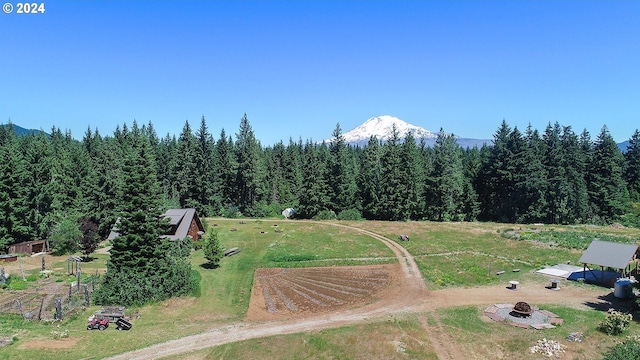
<box><xmin>7</xmin><ymin>240</ymin><xmax>49</xmax><ymax>255</ymax></box>
<box><xmin>577</xmin><ymin>240</ymin><xmax>639</xmax><ymax>285</ymax></box>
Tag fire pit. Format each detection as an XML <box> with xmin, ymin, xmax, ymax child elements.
<box><xmin>484</xmin><ymin>303</ymin><xmax>563</xmax><ymax>329</ymax></box>
<box><xmin>510</xmin><ymin>301</ymin><xmax>533</xmax><ymax>317</ymax></box>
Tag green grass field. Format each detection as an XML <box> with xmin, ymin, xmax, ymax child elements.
<box><xmin>1</xmin><ymin>219</ymin><xmax>639</xmax><ymax>360</ymax></box>
<box><xmin>167</xmin><ymin>313</ymin><xmax>439</xmax><ymax>360</ymax></box>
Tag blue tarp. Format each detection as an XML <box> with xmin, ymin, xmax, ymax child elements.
<box><xmin>567</xmin><ymin>269</ymin><xmax>621</xmax><ymax>284</ymax></box>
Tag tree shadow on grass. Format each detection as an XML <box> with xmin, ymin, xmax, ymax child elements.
<box><xmin>583</xmin><ymin>292</ymin><xmax>639</xmax><ymax>320</ymax></box>
<box><xmin>200</xmin><ymin>263</ymin><xmax>220</xmax><ymax>270</ymax></box>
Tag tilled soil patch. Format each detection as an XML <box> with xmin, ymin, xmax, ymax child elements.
<box><xmin>246</xmin><ymin>264</ymin><xmax>402</xmax><ymax>321</ymax></box>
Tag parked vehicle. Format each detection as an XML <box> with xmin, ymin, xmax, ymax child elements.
<box><xmin>87</xmin><ymin>316</ymin><xmax>109</xmax><ymax>330</ymax></box>
<box><xmin>115</xmin><ymin>317</ymin><xmax>133</xmax><ymax>330</ymax></box>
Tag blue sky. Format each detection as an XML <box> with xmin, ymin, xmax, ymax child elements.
<box><xmin>1</xmin><ymin>0</ymin><xmax>638</xmax><ymax>145</ymax></box>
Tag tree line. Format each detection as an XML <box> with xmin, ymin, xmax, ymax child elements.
<box><xmin>1</xmin><ymin>115</ymin><xmax>640</xmax><ymax>253</ymax></box>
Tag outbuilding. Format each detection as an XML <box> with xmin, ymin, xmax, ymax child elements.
<box><xmin>574</xmin><ymin>240</ymin><xmax>639</xmax><ymax>286</ymax></box>
<box><xmin>7</xmin><ymin>239</ymin><xmax>49</xmax><ymax>255</ymax></box>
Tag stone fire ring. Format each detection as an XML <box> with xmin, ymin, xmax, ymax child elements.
<box><xmin>484</xmin><ymin>304</ymin><xmax>564</xmax><ymax>329</ymax></box>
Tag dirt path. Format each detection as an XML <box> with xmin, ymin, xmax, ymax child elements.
<box><xmin>418</xmin><ymin>313</ymin><xmax>465</xmax><ymax>360</ymax></box>
<box><xmin>105</xmin><ymin>221</ymin><xmax>610</xmax><ymax>360</ymax></box>
<box><xmin>37</xmin><ymin>280</ymin><xmax>66</xmax><ymax>319</ymax></box>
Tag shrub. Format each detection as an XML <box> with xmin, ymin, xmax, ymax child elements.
<box><xmin>169</xmin><ymin>237</ymin><xmax>192</xmax><ymax>259</ymax></box>
<box><xmin>620</xmin><ymin>202</ymin><xmax>640</xmax><ymax>228</ymax></box>
<box><xmin>603</xmin><ymin>338</ymin><xmax>640</xmax><ymax>360</ymax></box>
<box><xmin>598</xmin><ymin>309</ymin><xmax>632</xmax><ymax>335</ymax></box>
<box><xmin>93</xmin><ymin>259</ymin><xmax>193</xmax><ymax>306</ymax></box>
<box><xmin>313</xmin><ymin>210</ymin><xmax>336</xmax><ymax>220</ymax></box>
<box><xmin>7</xmin><ymin>279</ymin><xmax>27</xmax><ymax>290</ymax></box>
<box><xmin>50</xmin><ymin>330</ymin><xmax>69</xmax><ymax>340</ymax></box>
<box><xmin>337</xmin><ymin>209</ymin><xmax>363</xmax><ymax>221</ymax></box>
<box><xmin>222</xmin><ymin>206</ymin><xmax>241</xmax><ymax>218</ymax></box>
<box><xmin>254</xmin><ymin>201</ymin><xmax>286</xmax><ymax>218</ymax></box>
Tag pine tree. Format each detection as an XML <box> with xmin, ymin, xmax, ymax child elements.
<box><xmin>358</xmin><ymin>136</ymin><xmax>383</xmax><ymax>219</ymax></box>
<box><xmin>175</xmin><ymin>120</ymin><xmax>199</xmax><ymax>209</ymax></box>
<box><xmin>92</xmin><ymin>136</ymin><xmax>125</xmax><ymax>237</ymax></box>
<box><xmin>512</xmin><ymin>125</ymin><xmax>546</xmax><ymax>223</ymax></box>
<box><xmin>559</xmin><ymin>126</ymin><xmax>589</xmax><ymax>223</ymax></box>
<box><xmin>195</xmin><ymin>116</ymin><xmax>218</xmax><ymax>216</ymax></box>
<box><xmin>379</xmin><ymin>124</ymin><xmax>405</xmax><ymax>220</ymax></box>
<box><xmin>215</xmin><ymin>129</ymin><xmax>236</xmax><ymax>210</ymax></box>
<box><xmin>265</xmin><ymin>141</ymin><xmax>287</xmax><ymax>205</ymax></box>
<box><xmin>20</xmin><ymin>132</ymin><xmax>53</xmax><ymax>240</ymax></box>
<box><xmin>0</xmin><ymin>127</ymin><xmax>30</xmax><ymax>250</ymax></box>
<box><xmin>416</xmin><ymin>140</ymin><xmax>435</xmax><ymax>219</ymax></box>
<box><xmin>109</xmin><ymin>133</ymin><xmax>165</xmax><ymax>271</ymax></box>
<box><xmin>431</xmin><ymin>129</ymin><xmax>465</xmax><ymax>221</ymax></box>
<box><xmin>81</xmin><ymin>127</ymin><xmax>103</xmax><ymax>224</ymax></box>
<box><xmin>624</xmin><ymin>130</ymin><xmax>640</xmax><ymax>202</ymax></box>
<box><xmin>282</xmin><ymin>138</ymin><xmax>304</xmax><ymax>207</ymax></box>
<box><xmin>157</xmin><ymin>133</ymin><xmax>178</xmax><ymax>206</ymax></box>
<box><xmin>542</xmin><ymin>122</ymin><xmax>565</xmax><ymax>223</ymax></box>
<box><xmin>298</xmin><ymin>141</ymin><xmax>330</xmax><ymax>218</ymax></box>
<box><xmin>47</xmin><ymin>128</ymin><xmax>77</xmax><ymax>215</ymax></box>
<box><xmin>234</xmin><ymin>114</ymin><xmax>265</xmax><ymax>216</ymax></box>
<box><xmin>399</xmin><ymin>132</ymin><xmax>420</xmax><ymax>219</ymax></box>
<box><xmin>478</xmin><ymin>120</ymin><xmax>516</xmax><ymax>222</ymax></box>
<box><xmin>327</xmin><ymin>124</ymin><xmax>358</xmax><ymax>213</ymax></box>
<box><xmin>460</xmin><ymin>146</ymin><xmax>481</xmax><ymax>221</ymax></box>
<box><xmin>94</xmin><ymin>132</ymin><xmax>193</xmax><ymax>306</ymax></box>
<box><xmin>203</xmin><ymin>231</ymin><xmax>223</xmax><ymax>268</ymax></box>
<box><xmin>588</xmin><ymin>126</ymin><xmax>629</xmax><ymax>223</ymax></box>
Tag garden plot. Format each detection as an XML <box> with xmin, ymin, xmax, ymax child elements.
<box><xmin>246</xmin><ymin>264</ymin><xmax>400</xmax><ymax>320</ymax></box>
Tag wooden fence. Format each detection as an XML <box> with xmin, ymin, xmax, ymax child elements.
<box><xmin>0</xmin><ymin>275</ymin><xmax>99</xmax><ymax>321</ymax></box>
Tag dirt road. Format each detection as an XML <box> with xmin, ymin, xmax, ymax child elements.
<box><xmin>104</xmin><ymin>221</ymin><xmax>610</xmax><ymax>360</ymax></box>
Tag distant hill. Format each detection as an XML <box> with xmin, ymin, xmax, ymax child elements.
<box><xmin>324</xmin><ymin>115</ymin><xmax>491</xmax><ymax>148</ymax></box>
<box><xmin>618</xmin><ymin>140</ymin><xmax>630</xmax><ymax>153</ymax></box>
<box><xmin>1</xmin><ymin>124</ymin><xmax>49</xmax><ymax>137</ymax></box>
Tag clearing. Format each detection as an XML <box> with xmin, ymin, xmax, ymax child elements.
<box><xmin>104</xmin><ymin>221</ymin><xmax>611</xmax><ymax>360</ymax></box>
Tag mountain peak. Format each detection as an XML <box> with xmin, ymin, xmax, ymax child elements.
<box><xmin>323</xmin><ymin>115</ymin><xmax>491</xmax><ymax>148</ymax></box>
<box><xmin>330</xmin><ymin>115</ymin><xmax>437</xmax><ymax>146</ymax></box>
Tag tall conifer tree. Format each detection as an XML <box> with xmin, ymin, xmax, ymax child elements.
<box><xmin>195</xmin><ymin>116</ymin><xmax>217</xmax><ymax>216</ymax></box>
<box><xmin>432</xmin><ymin>130</ymin><xmax>465</xmax><ymax>221</ymax></box>
<box><xmin>95</xmin><ymin>130</ymin><xmax>193</xmax><ymax>305</ymax></box>
<box><xmin>298</xmin><ymin>141</ymin><xmax>330</xmax><ymax>218</ymax></box>
<box><xmin>379</xmin><ymin>125</ymin><xmax>405</xmax><ymax>220</ymax></box>
<box><xmin>559</xmin><ymin>126</ymin><xmax>589</xmax><ymax>223</ymax></box>
<box><xmin>234</xmin><ymin>114</ymin><xmax>264</xmax><ymax>215</ymax></box>
<box><xmin>587</xmin><ymin>126</ymin><xmax>629</xmax><ymax>223</ymax></box>
<box><xmin>358</xmin><ymin>136</ymin><xmax>383</xmax><ymax>219</ymax></box>
<box><xmin>625</xmin><ymin>130</ymin><xmax>640</xmax><ymax>202</ymax></box>
<box><xmin>327</xmin><ymin>124</ymin><xmax>357</xmax><ymax>213</ymax></box>
<box><xmin>175</xmin><ymin>120</ymin><xmax>199</xmax><ymax>209</ymax></box>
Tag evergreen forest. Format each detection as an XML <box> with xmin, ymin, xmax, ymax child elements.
<box><xmin>2</xmin><ymin>115</ymin><xmax>640</xmax><ymax>254</ymax></box>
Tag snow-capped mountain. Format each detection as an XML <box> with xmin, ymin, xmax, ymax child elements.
<box><xmin>325</xmin><ymin>115</ymin><xmax>490</xmax><ymax>148</ymax></box>
<box><xmin>342</xmin><ymin>115</ymin><xmax>436</xmax><ymax>145</ymax></box>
